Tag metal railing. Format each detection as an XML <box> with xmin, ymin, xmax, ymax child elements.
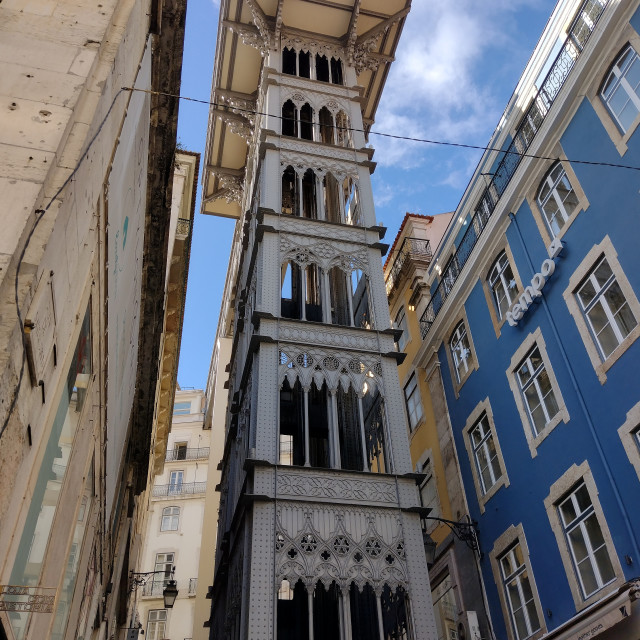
<box><xmin>189</xmin><ymin>578</ymin><xmax>198</xmax><ymax>595</ymax></box>
<box><xmin>152</xmin><ymin>482</ymin><xmax>207</xmax><ymax>498</ymax></box>
<box><xmin>165</xmin><ymin>447</ymin><xmax>210</xmax><ymax>462</ymax></box>
<box><xmin>419</xmin><ymin>0</ymin><xmax>607</xmax><ymax>339</ymax></box>
<box><xmin>385</xmin><ymin>237</ymin><xmax>432</xmax><ymax>296</ymax></box>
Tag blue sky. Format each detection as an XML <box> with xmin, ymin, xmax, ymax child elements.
<box><xmin>176</xmin><ymin>0</ymin><xmax>558</xmax><ymax>389</ymax></box>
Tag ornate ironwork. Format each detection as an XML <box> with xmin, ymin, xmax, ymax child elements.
<box><xmin>165</xmin><ymin>446</ymin><xmax>210</xmax><ymax>462</ymax></box>
<box><xmin>420</xmin><ymin>0</ymin><xmax>608</xmax><ymax>339</ymax></box>
<box><xmin>385</xmin><ymin>237</ymin><xmax>432</xmax><ymax>296</ymax></box>
<box><xmin>152</xmin><ymin>481</ymin><xmax>207</xmax><ymax>497</ymax></box>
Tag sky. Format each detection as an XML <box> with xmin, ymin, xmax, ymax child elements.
<box><xmin>176</xmin><ymin>0</ymin><xmax>559</xmax><ymax>390</ymax></box>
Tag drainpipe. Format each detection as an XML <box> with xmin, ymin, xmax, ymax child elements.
<box><xmin>508</xmin><ymin>212</ymin><xmax>640</xmax><ymax>562</ymax></box>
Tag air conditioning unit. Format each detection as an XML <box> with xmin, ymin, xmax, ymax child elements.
<box><xmin>457</xmin><ymin>610</ymin><xmax>481</xmax><ymax>640</ymax></box>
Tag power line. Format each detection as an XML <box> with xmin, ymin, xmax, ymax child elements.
<box><xmin>124</xmin><ymin>86</ymin><xmax>640</xmax><ymax>173</ymax></box>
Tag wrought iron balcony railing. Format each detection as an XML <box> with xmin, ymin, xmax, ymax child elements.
<box><xmin>165</xmin><ymin>447</ymin><xmax>210</xmax><ymax>462</ymax></box>
<box><xmin>419</xmin><ymin>0</ymin><xmax>607</xmax><ymax>339</ymax></box>
<box><xmin>141</xmin><ymin>578</ymin><xmax>198</xmax><ymax>597</ymax></box>
<box><xmin>385</xmin><ymin>237</ymin><xmax>433</xmax><ymax>296</ymax></box>
<box><xmin>152</xmin><ymin>482</ymin><xmax>207</xmax><ymax>498</ymax></box>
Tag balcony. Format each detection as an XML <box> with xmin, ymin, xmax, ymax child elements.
<box><xmin>152</xmin><ymin>482</ymin><xmax>207</xmax><ymax>498</ymax></box>
<box><xmin>385</xmin><ymin>237</ymin><xmax>432</xmax><ymax>296</ymax></box>
<box><xmin>419</xmin><ymin>0</ymin><xmax>607</xmax><ymax>339</ymax></box>
<box><xmin>165</xmin><ymin>447</ymin><xmax>210</xmax><ymax>462</ymax></box>
<box><xmin>141</xmin><ymin>578</ymin><xmax>198</xmax><ymax>597</ymax></box>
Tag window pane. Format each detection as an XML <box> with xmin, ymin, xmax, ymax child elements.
<box><xmin>578</xmin><ymin>278</ymin><xmax>597</xmax><ymax>308</ymax></box>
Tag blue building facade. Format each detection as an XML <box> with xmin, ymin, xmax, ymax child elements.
<box><xmin>413</xmin><ymin>1</ymin><xmax>640</xmax><ymax>639</ymax></box>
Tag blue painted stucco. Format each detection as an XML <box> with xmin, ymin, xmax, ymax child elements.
<box><xmin>433</xmin><ymin>41</ymin><xmax>640</xmax><ymax>639</ymax></box>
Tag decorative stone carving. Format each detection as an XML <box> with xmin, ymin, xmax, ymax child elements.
<box><xmin>351</xmin><ymin>32</ymin><xmax>383</xmax><ymax>74</ymax></box>
<box><xmin>277</xmin><ymin>473</ymin><xmax>396</xmax><ymax>503</ymax></box>
<box><xmin>279</xmin><ymin>140</ymin><xmax>360</xmax><ymax>164</ymax></box>
<box><xmin>274</xmin><ymin>508</ymin><xmax>408</xmax><ymax>593</ymax></box>
<box><xmin>279</xmin><ymin>218</ymin><xmax>367</xmax><ymax>244</ymax></box>
<box><xmin>280</xmin><ymin>234</ymin><xmax>369</xmax><ymax>274</ymax></box>
<box><xmin>280</xmin><ymin>32</ymin><xmax>344</xmax><ymax>61</ymax></box>
<box><xmin>278</xmin><ymin>344</ymin><xmax>383</xmax><ymax>396</ymax></box>
<box><xmin>209</xmin><ymin>172</ymin><xmax>244</xmax><ymax>205</ymax></box>
<box><xmin>227</xmin><ymin>21</ymin><xmax>265</xmax><ymax>51</ymax></box>
<box><xmin>278</xmin><ymin>322</ymin><xmax>379</xmax><ymax>351</ymax></box>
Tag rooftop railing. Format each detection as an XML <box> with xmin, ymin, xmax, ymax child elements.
<box><xmin>152</xmin><ymin>482</ymin><xmax>207</xmax><ymax>498</ymax></box>
<box><xmin>165</xmin><ymin>447</ymin><xmax>210</xmax><ymax>462</ymax></box>
<box><xmin>419</xmin><ymin>0</ymin><xmax>608</xmax><ymax>339</ymax></box>
<box><xmin>385</xmin><ymin>237</ymin><xmax>433</xmax><ymax>296</ymax></box>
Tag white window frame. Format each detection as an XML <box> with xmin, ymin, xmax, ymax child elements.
<box><xmin>173</xmin><ymin>400</ymin><xmax>191</xmax><ymax>415</ymax></box>
<box><xmin>147</xmin><ymin>609</ymin><xmax>167</xmax><ymax>640</ymax></box>
<box><xmin>618</xmin><ymin>400</ymin><xmax>640</xmax><ymax>483</ymax></box>
<box><xmin>601</xmin><ymin>44</ymin><xmax>640</xmax><ymax>133</ymax></box>
<box><xmin>490</xmin><ymin>525</ymin><xmax>546</xmax><ymax>640</ymax></box>
<box><xmin>507</xmin><ymin>328</ymin><xmax>569</xmax><ymax>457</ymax></box>
<box><xmin>563</xmin><ymin>236</ymin><xmax>640</xmax><ymax>383</ymax></box>
<box><xmin>470</xmin><ymin>415</ymin><xmax>502</xmax><ymax>495</ymax></box>
<box><xmin>516</xmin><ymin>345</ymin><xmax>559</xmax><ymax>437</ymax></box>
<box><xmin>168</xmin><ymin>470</ymin><xmax>184</xmax><ymax>495</ymax></box>
<box><xmin>450</xmin><ymin>322</ymin><xmax>472</xmax><ymax>384</ymax></box>
<box><xmin>462</xmin><ymin>398</ymin><xmax>509</xmax><ymax>512</ymax></box>
<box><xmin>558</xmin><ymin>483</ymin><xmax>616</xmax><ymax>599</ymax></box>
<box><xmin>536</xmin><ymin>162</ymin><xmax>580</xmax><ymax>238</ymax></box>
<box><xmin>160</xmin><ymin>506</ymin><xmax>180</xmax><ymax>532</ymax></box>
<box><xmin>488</xmin><ymin>251</ymin><xmax>518</xmax><ymax>320</ymax></box>
<box><xmin>544</xmin><ymin>462</ymin><xmax>624</xmax><ymax>610</ymax></box>
<box><xmin>404</xmin><ymin>373</ymin><xmax>423</xmax><ymax>431</ymax></box>
<box><xmin>499</xmin><ymin>543</ymin><xmax>542</xmax><ymax>640</ymax></box>
<box><xmin>575</xmin><ymin>256</ymin><xmax>638</xmax><ymax>360</ymax></box>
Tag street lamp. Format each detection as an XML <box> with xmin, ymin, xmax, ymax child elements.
<box><xmin>415</xmin><ymin>507</ymin><xmax>480</xmax><ymax>566</ymax></box>
<box><xmin>129</xmin><ymin>567</ymin><xmax>179</xmax><ymax>609</ymax></box>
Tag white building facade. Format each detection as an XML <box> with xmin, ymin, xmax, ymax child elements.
<box><xmin>134</xmin><ymin>389</ymin><xmax>209</xmax><ymax>640</ymax></box>
<box><xmin>203</xmin><ymin>2</ymin><xmax>437</xmax><ymax>639</ymax></box>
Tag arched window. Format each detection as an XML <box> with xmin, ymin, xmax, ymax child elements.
<box><xmin>282</xmin><ymin>47</ymin><xmax>311</xmax><ymax>78</ymax></box>
<box><xmin>330</xmin><ymin>57</ymin><xmax>343</xmax><ymax>85</ymax></box>
<box><xmin>315</xmin><ymin>54</ymin><xmax>330</xmax><ymax>82</ymax></box>
<box><xmin>319</xmin><ymin>107</ymin><xmax>334</xmax><ymax>144</ymax></box>
<box><xmin>279</xmin><ymin>379</ymin><xmax>305</xmax><ymax>466</ymax></box>
<box><xmin>323</xmin><ymin>173</ymin><xmax>341</xmax><ymax>223</ymax></box>
<box><xmin>536</xmin><ymin>162</ymin><xmax>579</xmax><ymax>236</ymax></box>
<box><xmin>282</xmin><ymin>100</ymin><xmax>298</xmax><ymax>137</ymax></box>
<box><xmin>282</xmin><ymin>166</ymin><xmax>298</xmax><ymax>215</ymax></box>
<box><xmin>282</xmin><ymin>47</ymin><xmax>297</xmax><ymax>75</ymax></box>
<box><xmin>298</xmin><ymin>50</ymin><xmax>311</xmax><ymax>78</ymax></box>
<box><xmin>601</xmin><ymin>44</ymin><xmax>640</xmax><ymax>133</ymax></box>
<box><xmin>488</xmin><ymin>251</ymin><xmax>518</xmax><ymax>320</ymax></box>
<box><xmin>301</xmin><ymin>169</ymin><xmax>318</xmax><ymax>219</ymax></box>
<box><xmin>300</xmin><ymin>103</ymin><xmax>314</xmax><ymax>140</ymax></box>
<box><xmin>328</xmin><ymin>266</ymin><xmax>351</xmax><ymax>326</ymax></box>
<box><xmin>281</xmin><ymin>261</ymin><xmax>323</xmax><ymax>321</ymax></box>
<box><xmin>335</xmin><ymin>110</ymin><xmax>351</xmax><ymax>147</ymax></box>
<box><xmin>351</xmin><ymin>268</ymin><xmax>371</xmax><ymax>329</ymax></box>
<box><xmin>450</xmin><ymin>321</ymin><xmax>473</xmax><ymax>383</ymax></box>
<box><xmin>160</xmin><ymin>506</ymin><xmax>179</xmax><ymax>531</ymax></box>
<box><xmin>344</xmin><ymin>179</ymin><xmax>361</xmax><ymax>226</ymax></box>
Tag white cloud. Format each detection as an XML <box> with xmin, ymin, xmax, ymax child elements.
<box><xmin>372</xmin><ymin>0</ymin><xmax>547</xmax><ymax>169</ymax></box>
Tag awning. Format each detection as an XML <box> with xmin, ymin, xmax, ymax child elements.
<box><xmin>541</xmin><ymin>579</ymin><xmax>640</xmax><ymax>640</ymax></box>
